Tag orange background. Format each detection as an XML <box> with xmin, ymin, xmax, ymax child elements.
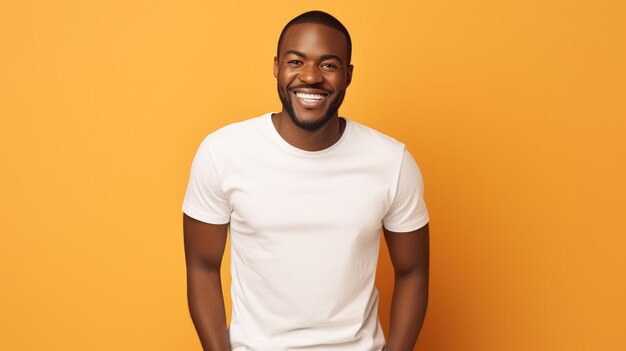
<box><xmin>1</xmin><ymin>1</ymin><xmax>625</xmax><ymax>350</ymax></box>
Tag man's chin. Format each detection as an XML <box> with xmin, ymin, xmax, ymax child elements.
<box><xmin>278</xmin><ymin>90</ymin><xmax>339</xmax><ymax>131</ymax></box>
<box><xmin>289</xmin><ymin>110</ymin><xmax>335</xmax><ymax>131</ymax></box>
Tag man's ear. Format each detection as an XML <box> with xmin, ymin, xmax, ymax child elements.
<box><xmin>346</xmin><ymin>64</ymin><xmax>354</xmax><ymax>87</ymax></box>
<box><xmin>273</xmin><ymin>56</ymin><xmax>279</xmax><ymax>78</ymax></box>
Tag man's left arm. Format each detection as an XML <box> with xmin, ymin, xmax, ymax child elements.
<box><xmin>383</xmin><ymin>223</ymin><xmax>430</xmax><ymax>351</ymax></box>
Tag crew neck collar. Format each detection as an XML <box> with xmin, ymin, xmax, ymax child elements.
<box><xmin>264</xmin><ymin>112</ymin><xmax>352</xmax><ymax>157</ymax></box>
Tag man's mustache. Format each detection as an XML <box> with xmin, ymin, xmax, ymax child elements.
<box><xmin>288</xmin><ymin>84</ymin><xmax>331</xmax><ymax>94</ymax></box>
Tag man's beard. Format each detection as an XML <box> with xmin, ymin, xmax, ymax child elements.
<box><xmin>277</xmin><ymin>83</ymin><xmax>346</xmax><ymax>131</ymax></box>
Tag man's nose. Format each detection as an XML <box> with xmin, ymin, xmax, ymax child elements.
<box><xmin>298</xmin><ymin>64</ymin><xmax>323</xmax><ymax>84</ymax></box>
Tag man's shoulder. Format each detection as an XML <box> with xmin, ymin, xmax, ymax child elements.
<box><xmin>206</xmin><ymin>113</ymin><xmax>270</xmax><ymax>141</ymax></box>
<box><xmin>347</xmin><ymin>118</ymin><xmax>406</xmax><ymax>151</ymax></box>
<box><xmin>193</xmin><ymin>113</ymin><xmax>272</xmax><ymax>151</ymax></box>
<box><xmin>191</xmin><ymin>113</ymin><xmax>273</xmax><ymax>160</ymax></box>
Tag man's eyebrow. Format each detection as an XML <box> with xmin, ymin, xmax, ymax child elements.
<box><xmin>283</xmin><ymin>50</ymin><xmax>344</xmax><ymax>64</ymax></box>
<box><xmin>320</xmin><ymin>54</ymin><xmax>343</xmax><ymax>64</ymax></box>
<box><xmin>283</xmin><ymin>50</ymin><xmax>306</xmax><ymax>58</ymax></box>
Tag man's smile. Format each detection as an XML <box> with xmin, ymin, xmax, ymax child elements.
<box><xmin>292</xmin><ymin>90</ymin><xmax>329</xmax><ymax>108</ymax></box>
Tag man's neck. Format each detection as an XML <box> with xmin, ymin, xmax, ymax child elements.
<box><xmin>271</xmin><ymin>112</ymin><xmax>346</xmax><ymax>152</ymax></box>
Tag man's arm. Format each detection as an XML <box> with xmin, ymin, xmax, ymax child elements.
<box><xmin>383</xmin><ymin>223</ymin><xmax>430</xmax><ymax>351</ymax></box>
<box><xmin>183</xmin><ymin>213</ymin><xmax>231</xmax><ymax>351</ymax></box>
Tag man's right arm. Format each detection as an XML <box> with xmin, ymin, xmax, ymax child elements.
<box><xmin>183</xmin><ymin>213</ymin><xmax>230</xmax><ymax>351</ymax></box>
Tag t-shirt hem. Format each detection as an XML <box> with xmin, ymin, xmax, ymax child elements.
<box><xmin>182</xmin><ymin>204</ymin><xmax>230</xmax><ymax>224</ymax></box>
<box><xmin>383</xmin><ymin>215</ymin><xmax>429</xmax><ymax>233</ymax></box>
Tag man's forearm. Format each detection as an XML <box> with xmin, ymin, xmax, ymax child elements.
<box><xmin>187</xmin><ymin>266</ymin><xmax>230</xmax><ymax>351</ymax></box>
<box><xmin>384</xmin><ymin>272</ymin><xmax>429</xmax><ymax>351</ymax></box>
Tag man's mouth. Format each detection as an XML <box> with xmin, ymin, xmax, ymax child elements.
<box><xmin>292</xmin><ymin>91</ymin><xmax>329</xmax><ymax>107</ymax></box>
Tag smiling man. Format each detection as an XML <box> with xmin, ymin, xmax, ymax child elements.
<box><xmin>182</xmin><ymin>10</ymin><xmax>429</xmax><ymax>351</ymax></box>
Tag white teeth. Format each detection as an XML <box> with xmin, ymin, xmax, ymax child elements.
<box><xmin>295</xmin><ymin>92</ymin><xmax>326</xmax><ymax>100</ymax></box>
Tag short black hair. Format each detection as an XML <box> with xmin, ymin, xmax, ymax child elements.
<box><xmin>276</xmin><ymin>10</ymin><xmax>352</xmax><ymax>64</ymax></box>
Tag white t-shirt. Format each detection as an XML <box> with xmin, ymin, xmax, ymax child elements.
<box><xmin>182</xmin><ymin>113</ymin><xmax>429</xmax><ymax>351</ymax></box>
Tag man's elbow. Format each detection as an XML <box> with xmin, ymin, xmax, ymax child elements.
<box><xmin>394</xmin><ymin>265</ymin><xmax>429</xmax><ymax>281</ymax></box>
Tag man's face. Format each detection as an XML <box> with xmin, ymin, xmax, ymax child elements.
<box><xmin>274</xmin><ymin>23</ymin><xmax>353</xmax><ymax>131</ymax></box>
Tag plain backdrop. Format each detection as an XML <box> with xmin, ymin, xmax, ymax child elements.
<box><xmin>1</xmin><ymin>1</ymin><xmax>625</xmax><ymax>350</ymax></box>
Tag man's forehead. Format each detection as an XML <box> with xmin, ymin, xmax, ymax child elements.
<box><xmin>279</xmin><ymin>23</ymin><xmax>349</xmax><ymax>56</ymax></box>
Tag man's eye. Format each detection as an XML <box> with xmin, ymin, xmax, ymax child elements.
<box><xmin>287</xmin><ymin>60</ymin><xmax>302</xmax><ymax>65</ymax></box>
<box><xmin>322</xmin><ymin>63</ymin><xmax>338</xmax><ymax>69</ymax></box>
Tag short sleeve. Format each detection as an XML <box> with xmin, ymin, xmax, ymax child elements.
<box><xmin>181</xmin><ymin>137</ymin><xmax>231</xmax><ymax>224</ymax></box>
<box><xmin>382</xmin><ymin>148</ymin><xmax>429</xmax><ymax>232</ymax></box>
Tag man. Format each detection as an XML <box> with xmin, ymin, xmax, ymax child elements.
<box><xmin>182</xmin><ymin>10</ymin><xmax>429</xmax><ymax>351</ymax></box>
